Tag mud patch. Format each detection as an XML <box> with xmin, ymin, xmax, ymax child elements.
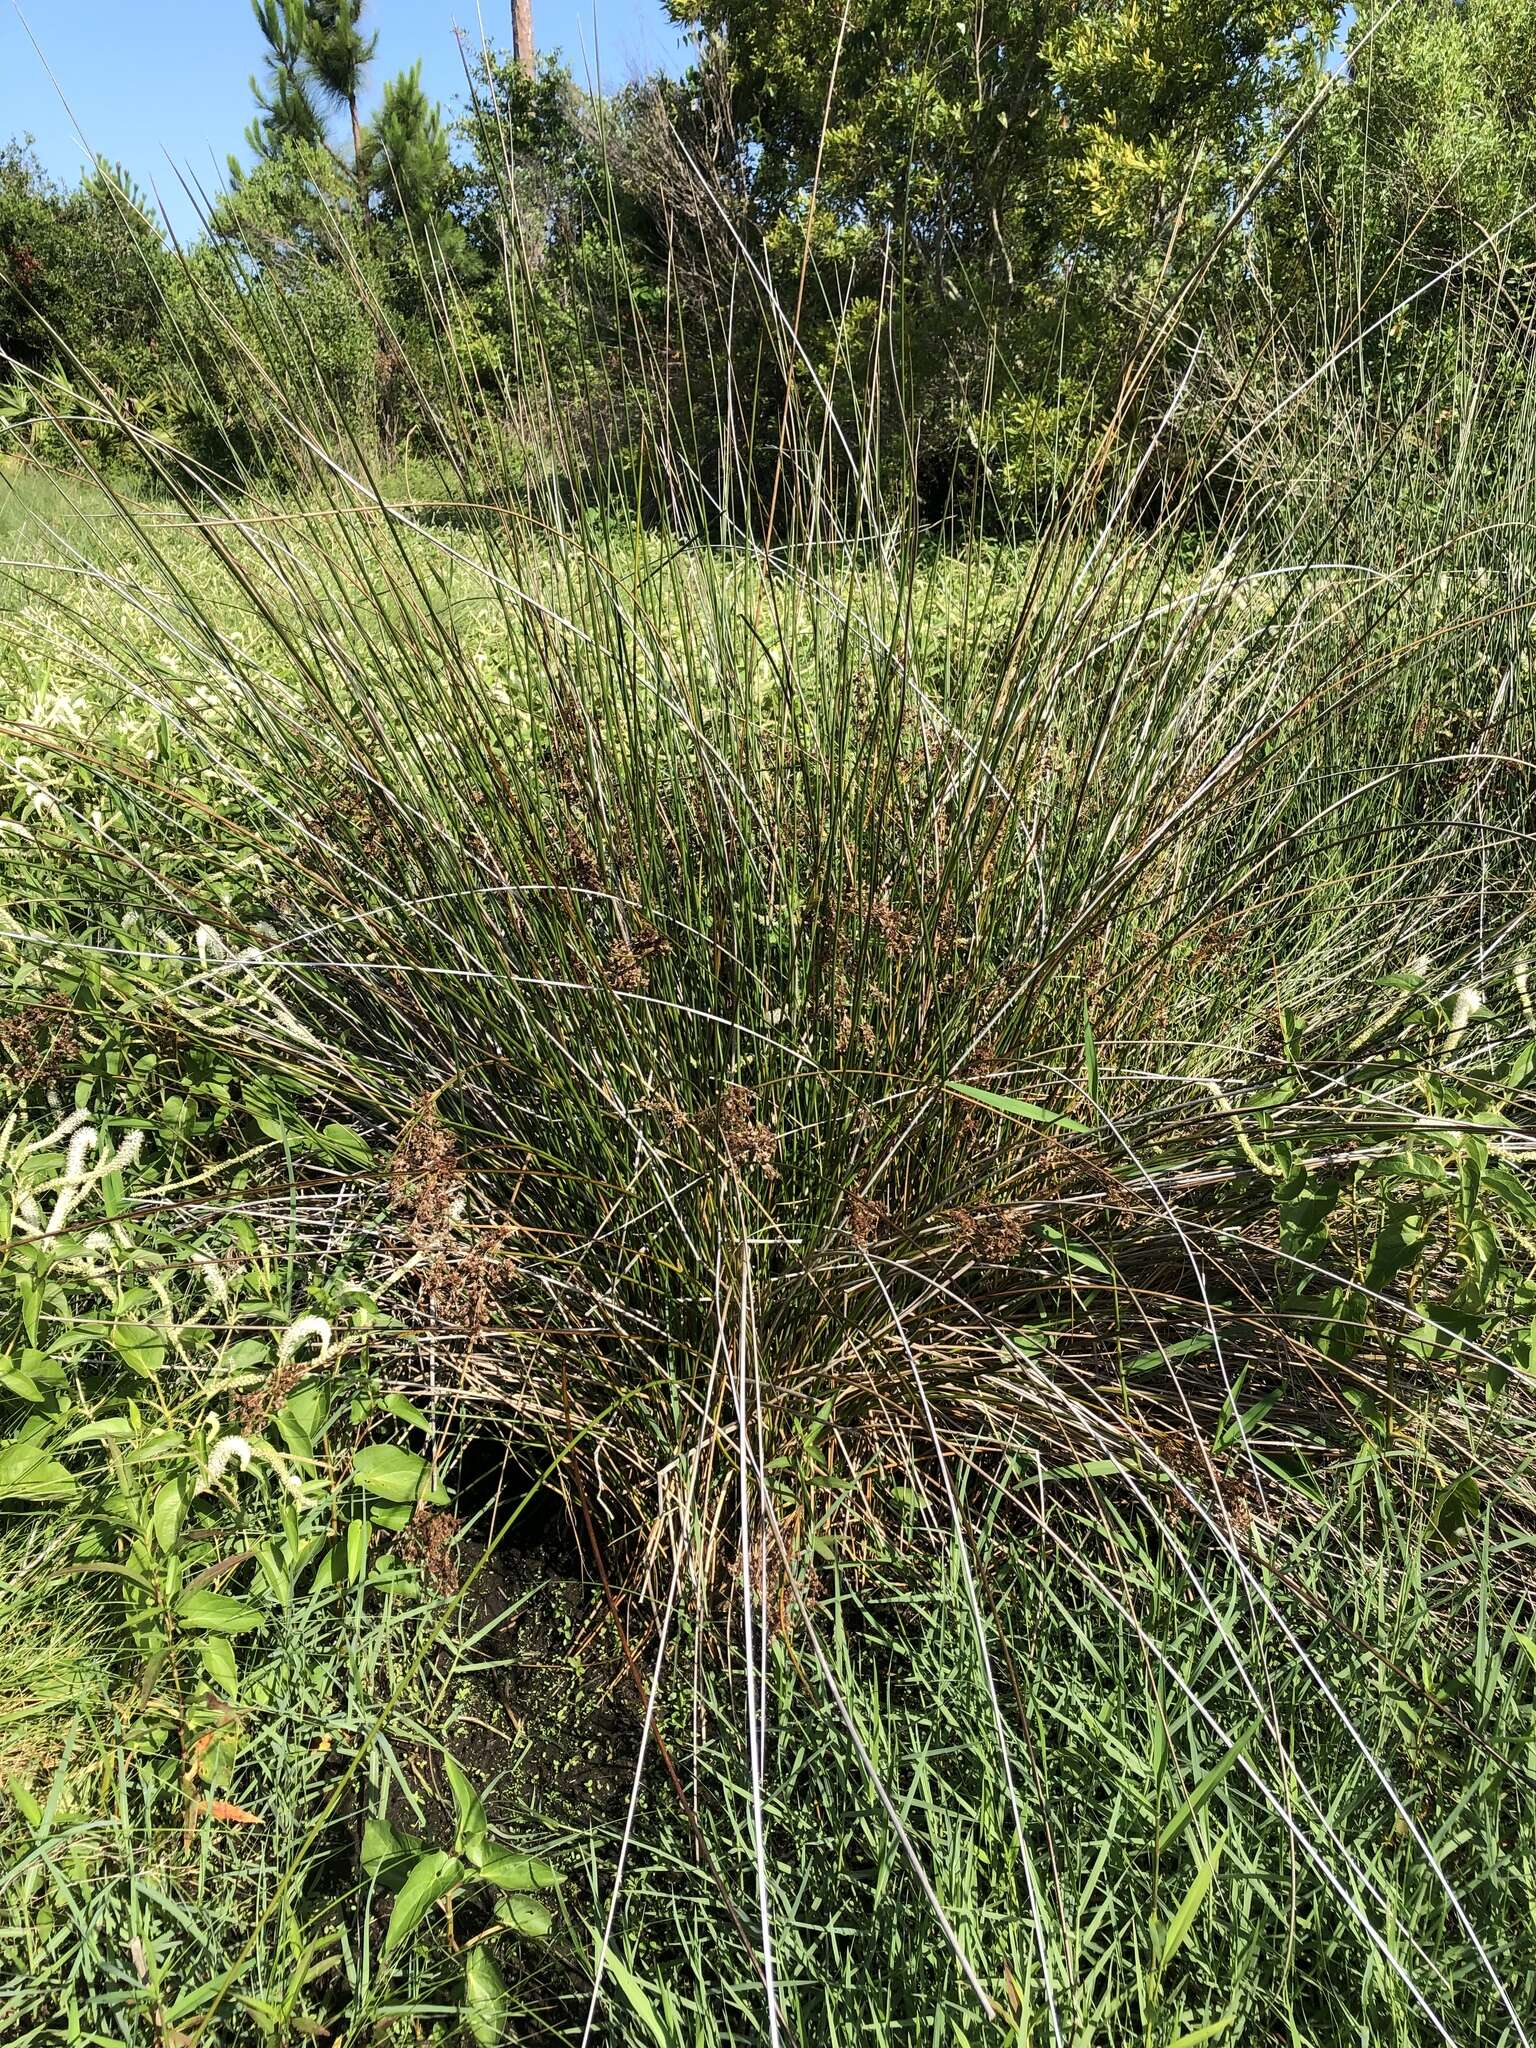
<box><xmin>394</xmin><ymin>1530</ymin><xmax>647</xmax><ymax>1851</ymax></box>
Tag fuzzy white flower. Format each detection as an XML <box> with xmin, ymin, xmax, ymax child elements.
<box><xmin>1444</xmin><ymin>984</ymin><xmax>1487</xmax><ymax>1054</ymax></box>
<box><xmin>206</xmin><ymin>1435</ymin><xmax>254</xmax><ymax>1485</ymax></box>
<box><xmin>74</xmin><ymin>1229</ymin><xmax>117</xmax><ymax>1276</ymax></box>
<box><xmin>194</xmin><ymin>1255</ymin><xmax>230</xmax><ymax>1309</ymax></box>
<box><xmin>114</xmin><ymin>1128</ymin><xmax>144</xmax><ymax>1171</ymax></box>
<box><xmin>25</xmin><ymin>1105</ymin><xmax>92</xmax><ymax>1160</ymax></box>
<box><xmin>46</xmin><ymin>1124</ymin><xmax>144</xmax><ymax>1240</ymax></box>
<box><xmin>278</xmin><ymin>1314</ymin><xmax>333</xmax><ymax>1366</ymax></box>
<box><xmin>1514</xmin><ymin>957</ymin><xmax>1533</xmax><ymax>1030</ymax></box>
<box><xmin>60</xmin><ymin>1124</ymin><xmax>99</xmax><ymax>1188</ymax></box>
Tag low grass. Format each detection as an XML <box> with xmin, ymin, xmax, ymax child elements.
<box><xmin>627</xmin><ymin>1489</ymin><xmax>1536</xmax><ymax>2045</ymax></box>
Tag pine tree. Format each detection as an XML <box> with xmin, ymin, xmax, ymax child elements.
<box><xmin>233</xmin><ymin>0</ymin><xmax>469</xmax><ymax>287</ymax></box>
<box><xmin>246</xmin><ymin>0</ymin><xmax>326</xmax><ymax>162</ymax></box>
<box><xmin>302</xmin><ymin>0</ymin><xmax>378</xmax><ymax>199</ymax></box>
<box><xmin>82</xmin><ymin>159</ymin><xmax>158</xmax><ymax>232</ymax></box>
<box><xmin>363</xmin><ymin>63</ymin><xmax>475</xmax><ymax>294</ymax></box>
<box><xmin>365</xmin><ymin>64</ymin><xmax>451</xmax><ymax>231</ymax></box>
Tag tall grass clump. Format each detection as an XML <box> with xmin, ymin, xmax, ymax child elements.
<box><xmin>3</xmin><ymin>88</ymin><xmax>1536</xmax><ymax>2044</ymax></box>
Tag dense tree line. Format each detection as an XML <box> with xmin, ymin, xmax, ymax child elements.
<box><xmin>4</xmin><ymin>0</ymin><xmax>1536</xmax><ymax>520</ymax></box>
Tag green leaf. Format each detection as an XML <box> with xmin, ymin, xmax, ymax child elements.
<box><xmin>62</xmin><ymin>1416</ymin><xmax>134</xmax><ymax>1446</ymax></box>
<box><xmin>253</xmin><ymin>1539</ymin><xmax>291</xmax><ymax>1607</ymax></box>
<box><xmin>384</xmin><ymin>1850</ymin><xmax>463</xmax><ymax>1951</ymax></box>
<box><xmin>176</xmin><ymin>1591</ymin><xmax>264</xmax><ymax>1634</ymax></box>
<box><xmin>1277</xmin><ymin>1179</ymin><xmax>1342</xmax><ymax>1261</ymax></box>
<box><xmin>598</xmin><ymin>1947</ymin><xmax>671</xmax><ymax>2044</ymax></box>
<box><xmin>1403</xmin><ymin>1307</ymin><xmax>1481</xmax><ymax>1363</ymax></box>
<box><xmin>6</xmin><ymin>1772</ymin><xmax>43</xmax><ymax>1831</ymax></box>
<box><xmin>1040</xmin><ymin>1457</ymin><xmax>1129</xmax><ymax>1482</ymax></box>
<box><xmin>361</xmin><ymin>1815</ymin><xmax>426</xmax><ymax>1892</ymax></box>
<box><xmin>320</xmin><ymin>1122</ymin><xmax>373</xmax><ymax>1167</ymax></box>
<box><xmin>496</xmin><ymin>1893</ymin><xmax>553</xmax><ymax>1938</ymax></box>
<box><xmin>1161</xmin><ymin>1833</ymin><xmax>1225</xmax><ymax>1970</ymax></box>
<box><xmin>1157</xmin><ymin>1725</ymin><xmax>1255</xmax><ymax>1853</ymax></box>
<box><xmin>0</xmin><ymin>1438</ymin><xmax>77</xmax><ymax>1503</ymax></box>
<box><xmin>381</xmin><ymin>1393</ymin><xmax>430</xmax><ymax>1431</ymax></box>
<box><xmin>1432</xmin><ymin>1473</ymin><xmax>1481</xmax><ymax>1542</ymax></box>
<box><xmin>480</xmin><ymin>1846</ymin><xmax>562</xmax><ymax>1892</ymax></box>
<box><xmin>1040</xmin><ymin>1227</ymin><xmax>1112</xmax><ymax>1276</ymax></box>
<box><xmin>151</xmin><ymin>1479</ymin><xmax>187</xmax><ymax>1555</ymax></box>
<box><xmin>1123</xmin><ymin>1335</ymin><xmax>1214</xmax><ymax>1375</ymax></box>
<box><xmin>444</xmin><ymin>1756</ymin><xmax>487</xmax><ymax>1856</ymax></box>
<box><xmin>462</xmin><ymin>1946</ymin><xmax>509</xmax><ymax>2047</ymax></box>
<box><xmin>308</xmin><ymin>1530</ymin><xmax>354</xmax><ymax>1593</ymax></box>
<box><xmin>283</xmin><ymin>1380</ymin><xmax>329</xmax><ymax>1438</ymax></box>
<box><xmin>1170</xmin><ymin>2013</ymin><xmax>1238</xmax><ymax>2047</ymax></box>
<box><xmin>18</xmin><ymin>1271</ymin><xmax>40</xmax><ymax>1348</ymax></box>
<box><xmin>945</xmin><ymin>1080</ymin><xmax>1091</xmax><ymax>1134</ymax></box>
<box><xmin>274</xmin><ymin>1377</ymin><xmax>329</xmax><ymax>1461</ymax></box>
<box><xmin>200</xmin><ymin>1635</ymin><xmax>238</xmax><ymax>1697</ymax></box>
<box><xmin>1364</xmin><ymin>1209</ymin><xmax>1425</xmax><ymax>1292</ymax></box>
<box><xmin>111</xmin><ymin>1323</ymin><xmax>166</xmax><ymax>1376</ymax></box>
<box><xmin>353</xmin><ymin>1444</ymin><xmax>430</xmax><ymax>1503</ymax></box>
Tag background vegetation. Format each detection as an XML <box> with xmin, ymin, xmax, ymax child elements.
<box><xmin>11</xmin><ymin>1</ymin><xmax>1536</xmax><ymax>519</ymax></box>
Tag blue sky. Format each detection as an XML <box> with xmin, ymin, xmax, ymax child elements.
<box><xmin>1</xmin><ymin>1</ymin><xmax>688</xmax><ymax>234</ymax></box>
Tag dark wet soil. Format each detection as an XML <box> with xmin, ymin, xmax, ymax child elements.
<box><xmin>399</xmin><ymin>1528</ymin><xmax>647</xmax><ymax>1854</ymax></box>
<box><xmin>354</xmin><ymin>1466</ymin><xmax>658</xmax><ymax>2039</ymax></box>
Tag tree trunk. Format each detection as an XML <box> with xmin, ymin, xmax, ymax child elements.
<box><xmin>350</xmin><ymin>92</ymin><xmax>366</xmax><ymax>202</ymax></box>
<box><xmin>513</xmin><ymin>0</ymin><xmax>534</xmax><ymax>77</ymax></box>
